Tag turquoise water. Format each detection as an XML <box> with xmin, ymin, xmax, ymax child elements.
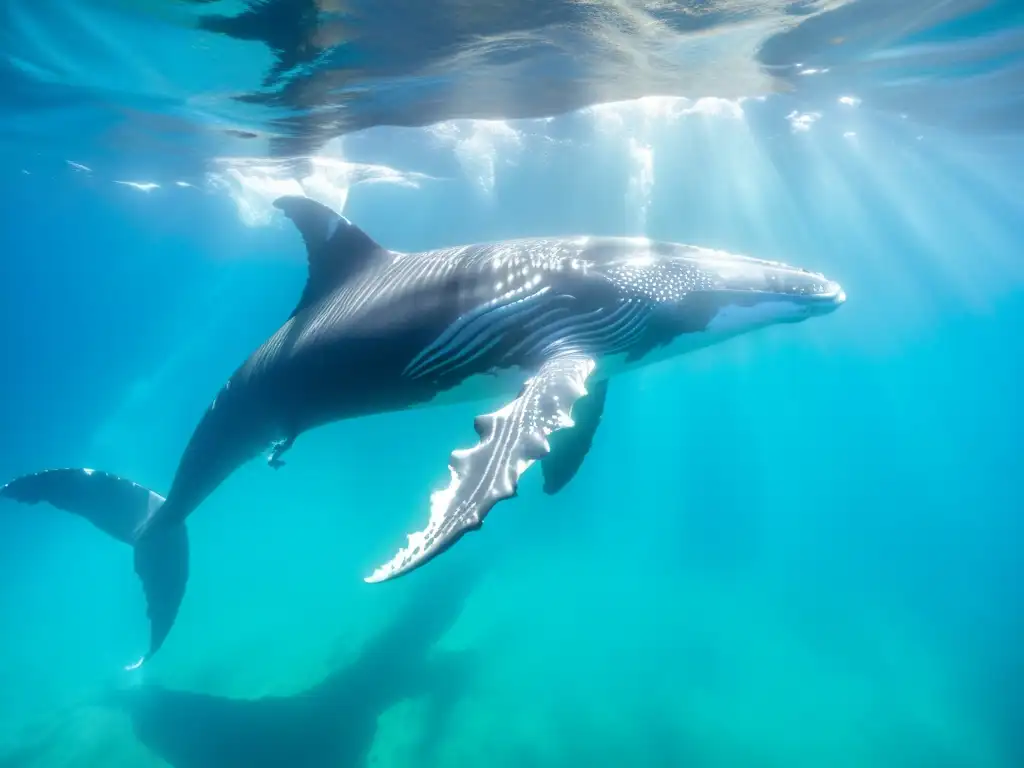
<box><xmin>1</xmin><ymin>2</ymin><xmax>1023</xmax><ymax>766</ymax></box>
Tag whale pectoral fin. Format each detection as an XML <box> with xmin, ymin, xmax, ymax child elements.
<box><xmin>541</xmin><ymin>378</ymin><xmax>608</xmax><ymax>495</ymax></box>
<box><xmin>365</xmin><ymin>354</ymin><xmax>598</xmax><ymax>584</ymax></box>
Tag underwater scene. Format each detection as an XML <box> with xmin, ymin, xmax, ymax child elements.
<box><xmin>1</xmin><ymin>1</ymin><xmax>1022</xmax><ymax>766</ymax></box>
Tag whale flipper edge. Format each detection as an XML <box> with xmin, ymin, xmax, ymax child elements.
<box><xmin>273</xmin><ymin>195</ymin><xmax>387</xmax><ymax>317</ymax></box>
<box><xmin>542</xmin><ymin>377</ymin><xmax>609</xmax><ymax>495</ymax></box>
<box><xmin>0</xmin><ymin>468</ymin><xmax>188</xmax><ymax>667</ymax></box>
<box><xmin>365</xmin><ymin>354</ymin><xmax>598</xmax><ymax>583</ymax></box>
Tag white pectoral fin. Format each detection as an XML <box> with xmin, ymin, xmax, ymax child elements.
<box><xmin>365</xmin><ymin>354</ymin><xmax>598</xmax><ymax>584</ymax></box>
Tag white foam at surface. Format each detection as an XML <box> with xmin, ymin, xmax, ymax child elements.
<box><xmin>787</xmin><ymin>110</ymin><xmax>822</xmax><ymax>133</ymax></box>
<box><xmin>196</xmin><ymin>92</ymin><xmax>851</xmax><ymax>229</ymax></box>
<box><xmin>588</xmin><ymin>96</ymin><xmax>747</xmax><ymax>127</ymax></box>
<box><xmin>207</xmin><ymin>157</ymin><xmax>347</xmax><ymax>227</ymax></box>
<box><xmin>582</xmin><ymin>96</ymin><xmax>746</xmax><ymax>232</ymax></box>
<box><xmin>206</xmin><ymin>138</ymin><xmax>432</xmax><ymax>224</ymax></box>
<box><xmin>428</xmin><ymin>119</ymin><xmax>524</xmax><ymax>195</ymax></box>
<box><xmin>114</xmin><ymin>180</ymin><xmax>160</xmax><ymax>192</ymax></box>
<box><xmin>627</xmin><ymin>138</ymin><xmax>654</xmax><ymax>232</ymax></box>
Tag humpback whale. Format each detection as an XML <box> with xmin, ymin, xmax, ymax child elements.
<box><xmin>1</xmin><ymin>196</ymin><xmax>845</xmax><ymax>667</ymax></box>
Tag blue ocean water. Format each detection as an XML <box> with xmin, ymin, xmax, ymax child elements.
<box><xmin>1</xmin><ymin>1</ymin><xmax>1022</xmax><ymax>766</ymax></box>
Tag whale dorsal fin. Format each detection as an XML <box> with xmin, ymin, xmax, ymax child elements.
<box><xmin>273</xmin><ymin>195</ymin><xmax>387</xmax><ymax>318</ymax></box>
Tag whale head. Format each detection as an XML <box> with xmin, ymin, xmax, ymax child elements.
<box><xmin>585</xmin><ymin>238</ymin><xmax>844</xmax><ymax>362</ymax></box>
<box><xmin>602</xmin><ymin>239</ymin><xmax>843</xmax><ymax>322</ymax></box>
<box><xmin>677</xmin><ymin>243</ymin><xmax>846</xmax><ymax>332</ymax></box>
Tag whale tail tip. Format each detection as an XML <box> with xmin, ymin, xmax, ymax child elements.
<box><xmin>0</xmin><ymin>468</ymin><xmax>189</xmax><ymax>668</ymax></box>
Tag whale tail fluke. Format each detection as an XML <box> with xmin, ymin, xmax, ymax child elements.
<box><xmin>0</xmin><ymin>468</ymin><xmax>189</xmax><ymax>669</ymax></box>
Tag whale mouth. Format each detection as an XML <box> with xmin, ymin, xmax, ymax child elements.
<box><xmin>823</xmin><ymin>280</ymin><xmax>845</xmax><ymax>302</ymax></box>
<box><xmin>824</xmin><ymin>280</ymin><xmax>845</xmax><ymax>301</ymax></box>
<box><xmin>803</xmin><ymin>280</ymin><xmax>846</xmax><ymax>315</ymax></box>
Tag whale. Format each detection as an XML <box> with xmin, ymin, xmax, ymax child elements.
<box><xmin>0</xmin><ymin>195</ymin><xmax>845</xmax><ymax>667</ymax></box>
